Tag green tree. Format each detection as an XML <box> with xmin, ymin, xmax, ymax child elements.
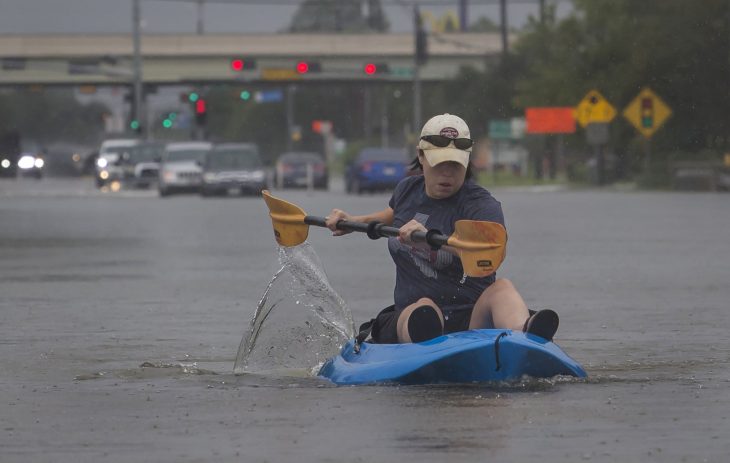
<box><xmin>468</xmin><ymin>16</ymin><xmax>500</xmax><ymax>33</ymax></box>
<box><xmin>289</xmin><ymin>0</ymin><xmax>389</xmax><ymax>33</ymax></box>
<box><xmin>0</xmin><ymin>88</ymin><xmax>108</xmax><ymax>144</ymax></box>
<box><xmin>513</xmin><ymin>0</ymin><xmax>730</xmax><ymax>160</ymax></box>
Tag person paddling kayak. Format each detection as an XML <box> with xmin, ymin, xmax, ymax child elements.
<box><xmin>325</xmin><ymin>113</ymin><xmax>559</xmax><ymax>344</ymax></box>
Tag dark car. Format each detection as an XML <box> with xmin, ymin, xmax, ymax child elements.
<box><xmin>345</xmin><ymin>147</ymin><xmax>410</xmax><ymax>194</ymax></box>
<box><xmin>121</xmin><ymin>141</ymin><xmax>165</xmax><ymax>189</ymax></box>
<box><xmin>275</xmin><ymin>152</ymin><xmax>328</xmax><ymax>190</ymax></box>
<box><xmin>200</xmin><ymin>143</ymin><xmax>267</xmax><ymax>196</ymax></box>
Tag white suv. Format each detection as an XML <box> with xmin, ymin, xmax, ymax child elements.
<box><xmin>158</xmin><ymin>141</ymin><xmax>212</xmax><ymax>197</ymax></box>
<box><xmin>96</xmin><ymin>139</ymin><xmax>139</xmax><ymax>188</ymax></box>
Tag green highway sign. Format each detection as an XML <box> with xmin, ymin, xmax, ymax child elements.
<box><xmin>489</xmin><ymin>118</ymin><xmax>525</xmax><ymax>140</ymax></box>
<box><xmin>390</xmin><ymin>67</ymin><xmax>413</xmax><ymax>78</ymax></box>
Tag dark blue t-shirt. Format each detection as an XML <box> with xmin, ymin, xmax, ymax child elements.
<box><xmin>387</xmin><ymin>175</ymin><xmax>505</xmax><ymax>311</ymax></box>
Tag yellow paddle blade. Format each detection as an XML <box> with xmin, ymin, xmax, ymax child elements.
<box><xmin>262</xmin><ymin>190</ymin><xmax>309</xmax><ymax>247</ymax></box>
<box><xmin>448</xmin><ymin>220</ymin><xmax>507</xmax><ymax>277</ymax></box>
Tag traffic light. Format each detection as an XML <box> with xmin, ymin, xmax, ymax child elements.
<box><xmin>230</xmin><ymin>58</ymin><xmax>256</xmax><ymax>72</ymax></box>
<box><xmin>195</xmin><ymin>99</ymin><xmax>207</xmax><ymax>126</ymax></box>
<box><xmin>188</xmin><ymin>91</ymin><xmax>200</xmax><ymax>103</ymax></box>
<box><xmin>240</xmin><ymin>90</ymin><xmax>251</xmax><ymax>101</ymax></box>
<box><xmin>129</xmin><ymin>119</ymin><xmax>140</xmax><ymax>132</ymax></box>
<box><xmin>363</xmin><ymin>62</ymin><xmax>389</xmax><ymax>75</ymax></box>
<box><xmin>414</xmin><ymin>7</ymin><xmax>428</xmax><ymax>65</ymax></box>
<box><xmin>295</xmin><ymin>61</ymin><xmax>322</xmax><ymax>74</ymax></box>
<box><xmin>641</xmin><ymin>97</ymin><xmax>653</xmax><ymax>128</ymax></box>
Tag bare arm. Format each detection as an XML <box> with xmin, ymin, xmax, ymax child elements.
<box><xmin>325</xmin><ymin>207</ymin><xmax>394</xmax><ymax>236</ymax></box>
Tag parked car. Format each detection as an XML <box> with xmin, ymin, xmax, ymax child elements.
<box><xmin>121</xmin><ymin>141</ymin><xmax>165</xmax><ymax>189</ymax></box>
<box><xmin>95</xmin><ymin>139</ymin><xmax>139</xmax><ymax>188</ymax></box>
<box><xmin>345</xmin><ymin>147</ymin><xmax>410</xmax><ymax>194</ymax></box>
<box><xmin>158</xmin><ymin>141</ymin><xmax>211</xmax><ymax>197</ymax></box>
<box><xmin>201</xmin><ymin>143</ymin><xmax>267</xmax><ymax>196</ymax></box>
<box><xmin>275</xmin><ymin>151</ymin><xmax>328</xmax><ymax>190</ymax></box>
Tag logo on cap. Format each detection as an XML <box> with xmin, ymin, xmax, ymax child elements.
<box><xmin>439</xmin><ymin>127</ymin><xmax>459</xmax><ymax>139</ymax></box>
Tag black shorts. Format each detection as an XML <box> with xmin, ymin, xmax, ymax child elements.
<box><xmin>370</xmin><ymin>304</ymin><xmax>493</xmax><ymax>344</ymax></box>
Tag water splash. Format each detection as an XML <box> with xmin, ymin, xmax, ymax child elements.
<box><xmin>234</xmin><ymin>243</ymin><xmax>355</xmax><ymax>375</ymax></box>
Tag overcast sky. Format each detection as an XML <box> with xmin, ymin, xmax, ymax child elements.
<box><xmin>0</xmin><ymin>0</ymin><xmax>573</xmax><ymax>34</ymax></box>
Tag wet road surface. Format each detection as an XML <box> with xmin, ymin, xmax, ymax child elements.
<box><xmin>1</xmin><ymin>177</ymin><xmax>729</xmax><ymax>462</ymax></box>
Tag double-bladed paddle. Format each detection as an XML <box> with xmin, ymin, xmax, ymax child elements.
<box><xmin>261</xmin><ymin>190</ymin><xmax>507</xmax><ymax>277</ymax></box>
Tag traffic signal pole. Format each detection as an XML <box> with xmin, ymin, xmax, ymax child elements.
<box><xmin>132</xmin><ymin>0</ymin><xmax>145</xmax><ymax>138</ymax></box>
<box><xmin>413</xmin><ymin>6</ymin><xmax>425</xmax><ymax>134</ymax></box>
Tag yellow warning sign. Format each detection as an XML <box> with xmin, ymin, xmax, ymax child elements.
<box><xmin>575</xmin><ymin>90</ymin><xmax>617</xmax><ymax>128</ymax></box>
<box><xmin>261</xmin><ymin>68</ymin><xmax>301</xmax><ymax>81</ymax></box>
<box><xmin>622</xmin><ymin>88</ymin><xmax>672</xmax><ymax>139</ymax></box>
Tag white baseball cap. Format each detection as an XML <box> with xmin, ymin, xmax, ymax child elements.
<box><xmin>417</xmin><ymin>113</ymin><xmax>472</xmax><ymax>168</ymax></box>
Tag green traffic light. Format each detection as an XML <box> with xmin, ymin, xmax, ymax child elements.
<box><xmin>162</xmin><ymin>119</ymin><xmax>173</xmax><ymax>128</ymax></box>
<box><xmin>130</xmin><ymin>120</ymin><xmax>140</xmax><ymax>130</ymax></box>
<box><xmin>188</xmin><ymin>92</ymin><xmax>199</xmax><ymax>103</ymax></box>
<box><xmin>240</xmin><ymin>90</ymin><xmax>251</xmax><ymax>101</ymax></box>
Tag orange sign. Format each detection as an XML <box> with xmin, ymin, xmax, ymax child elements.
<box><xmin>525</xmin><ymin>107</ymin><xmax>576</xmax><ymax>134</ymax></box>
<box><xmin>312</xmin><ymin>120</ymin><xmax>332</xmax><ymax>134</ymax></box>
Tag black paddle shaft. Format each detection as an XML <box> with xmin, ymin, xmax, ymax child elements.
<box><xmin>305</xmin><ymin>215</ymin><xmax>449</xmax><ymax>249</ymax></box>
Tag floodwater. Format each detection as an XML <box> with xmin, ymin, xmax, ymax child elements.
<box><xmin>1</xmin><ymin>177</ymin><xmax>729</xmax><ymax>462</ymax></box>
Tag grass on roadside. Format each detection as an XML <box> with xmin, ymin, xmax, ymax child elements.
<box><xmin>475</xmin><ymin>169</ymin><xmax>568</xmax><ymax>188</ymax></box>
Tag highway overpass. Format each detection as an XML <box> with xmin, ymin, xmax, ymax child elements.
<box><xmin>0</xmin><ymin>33</ymin><xmax>506</xmax><ymax>86</ymax></box>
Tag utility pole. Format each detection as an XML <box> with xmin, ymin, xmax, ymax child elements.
<box><xmin>132</xmin><ymin>0</ymin><xmax>145</xmax><ymax>138</ymax></box>
<box><xmin>413</xmin><ymin>5</ymin><xmax>427</xmax><ymax>133</ymax></box>
<box><xmin>286</xmin><ymin>85</ymin><xmax>295</xmax><ymax>151</ymax></box>
<box><xmin>459</xmin><ymin>0</ymin><xmax>468</xmax><ymax>31</ymax></box>
<box><xmin>196</xmin><ymin>0</ymin><xmax>205</xmax><ymax>35</ymax></box>
<box><xmin>499</xmin><ymin>0</ymin><xmax>508</xmax><ymax>57</ymax></box>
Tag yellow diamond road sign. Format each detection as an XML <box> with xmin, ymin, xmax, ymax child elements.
<box><xmin>622</xmin><ymin>88</ymin><xmax>672</xmax><ymax>139</ymax></box>
<box><xmin>575</xmin><ymin>89</ymin><xmax>617</xmax><ymax>128</ymax></box>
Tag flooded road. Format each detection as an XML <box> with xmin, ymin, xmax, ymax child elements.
<box><xmin>1</xmin><ymin>177</ymin><xmax>729</xmax><ymax>462</ymax></box>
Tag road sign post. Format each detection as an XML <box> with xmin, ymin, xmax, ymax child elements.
<box><xmin>575</xmin><ymin>90</ymin><xmax>617</xmax><ymax>186</ymax></box>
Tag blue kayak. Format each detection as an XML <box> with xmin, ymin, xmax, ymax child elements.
<box><xmin>318</xmin><ymin>329</ymin><xmax>587</xmax><ymax>385</ymax></box>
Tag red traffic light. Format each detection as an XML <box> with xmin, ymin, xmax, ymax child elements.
<box><xmin>231</xmin><ymin>59</ymin><xmax>244</xmax><ymax>71</ymax></box>
<box><xmin>230</xmin><ymin>58</ymin><xmax>256</xmax><ymax>71</ymax></box>
<box><xmin>195</xmin><ymin>99</ymin><xmax>207</xmax><ymax>114</ymax></box>
<box><xmin>295</xmin><ymin>61</ymin><xmax>321</xmax><ymax>74</ymax></box>
<box><xmin>363</xmin><ymin>62</ymin><xmax>388</xmax><ymax>76</ymax></box>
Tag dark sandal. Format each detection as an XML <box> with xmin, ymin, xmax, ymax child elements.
<box><xmin>407</xmin><ymin>305</ymin><xmax>443</xmax><ymax>343</ymax></box>
<box><xmin>523</xmin><ymin>309</ymin><xmax>559</xmax><ymax>341</ymax></box>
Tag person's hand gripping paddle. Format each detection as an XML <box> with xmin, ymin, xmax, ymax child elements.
<box><xmin>261</xmin><ymin>190</ymin><xmax>507</xmax><ymax>277</ymax></box>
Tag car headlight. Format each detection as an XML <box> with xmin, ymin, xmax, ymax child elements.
<box><xmin>162</xmin><ymin>170</ymin><xmax>176</xmax><ymax>181</ymax></box>
<box><xmin>18</xmin><ymin>155</ymin><xmax>35</xmax><ymax>169</ymax></box>
<box><xmin>1</xmin><ymin>159</ymin><xmax>10</xmax><ymax>169</ymax></box>
<box><xmin>34</xmin><ymin>158</ymin><xmax>44</xmax><ymax>169</ymax></box>
<box><xmin>97</xmin><ymin>158</ymin><xmax>108</xmax><ymax>168</ymax></box>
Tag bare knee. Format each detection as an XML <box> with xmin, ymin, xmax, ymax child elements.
<box><xmin>397</xmin><ymin>298</ymin><xmax>444</xmax><ymax>343</ymax></box>
<box><xmin>411</xmin><ymin>297</ymin><xmax>438</xmax><ymax>309</ymax></box>
<box><xmin>471</xmin><ymin>278</ymin><xmax>528</xmax><ymax>330</ymax></box>
<box><xmin>489</xmin><ymin>278</ymin><xmax>517</xmax><ymax>294</ymax></box>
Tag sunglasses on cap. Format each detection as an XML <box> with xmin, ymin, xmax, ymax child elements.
<box><xmin>420</xmin><ymin>135</ymin><xmax>474</xmax><ymax>150</ymax></box>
